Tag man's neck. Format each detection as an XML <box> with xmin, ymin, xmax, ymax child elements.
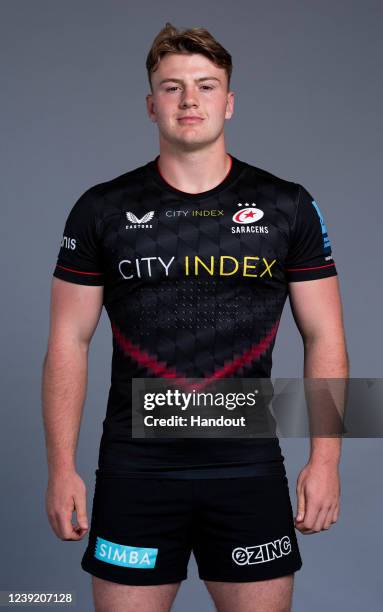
<box><xmin>156</xmin><ymin>144</ymin><xmax>231</xmax><ymax>194</ymax></box>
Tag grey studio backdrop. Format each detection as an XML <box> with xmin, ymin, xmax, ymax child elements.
<box><xmin>1</xmin><ymin>1</ymin><xmax>382</xmax><ymax>610</ymax></box>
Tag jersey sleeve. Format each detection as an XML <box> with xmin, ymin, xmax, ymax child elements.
<box><xmin>53</xmin><ymin>187</ymin><xmax>105</xmax><ymax>286</ymax></box>
<box><xmin>284</xmin><ymin>183</ymin><xmax>338</xmax><ymax>282</ymax></box>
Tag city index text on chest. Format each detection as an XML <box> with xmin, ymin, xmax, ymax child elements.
<box><xmin>118</xmin><ymin>255</ymin><xmax>277</xmax><ymax>280</ymax></box>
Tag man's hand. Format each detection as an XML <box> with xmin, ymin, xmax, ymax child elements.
<box><xmin>45</xmin><ymin>471</ymin><xmax>89</xmax><ymax>540</ymax></box>
<box><xmin>294</xmin><ymin>461</ymin><xmax>340</xmax><ymax>534</ymax></box>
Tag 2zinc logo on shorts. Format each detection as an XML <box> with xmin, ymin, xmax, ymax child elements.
<box><xmin>232</xmin><ymin>536</ymin><xmax>291</xmax><ymax>565</ymax></box>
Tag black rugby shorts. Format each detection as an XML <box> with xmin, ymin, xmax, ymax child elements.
<box><xmin>81</xmin><ymin>471</ymin><xmax>302</xmax><ymax>585</ymax></box>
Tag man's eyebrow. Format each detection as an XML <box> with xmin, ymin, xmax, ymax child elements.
<box><xmin>158</xmin><ymin>76</ymin><xmax>221</xmax><ymax>85</ymax></box>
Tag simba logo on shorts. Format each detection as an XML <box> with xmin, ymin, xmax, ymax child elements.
<box><xmin>232</xmin><ymin>536</ymin><xmax>291</xmax><ymax>565</ymax></box>
<box><xmin>95</xmin><ymin>536</ymin><xmax>158</xmax><ymax>569</ymax></box>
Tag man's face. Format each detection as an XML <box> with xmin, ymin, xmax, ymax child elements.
<box><xmin>146</xmin><ymin>53</ymin><xmax>234</xmax><ymax>151</ymax></box>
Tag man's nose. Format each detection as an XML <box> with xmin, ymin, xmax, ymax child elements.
<box><xmin>179</xmin><ymin>87</ymin><xmax>199</xmax><ymax>107</ymax></box>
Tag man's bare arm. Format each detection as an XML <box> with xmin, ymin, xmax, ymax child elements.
<box><xmin>42</xmin><ymin>277</ymin><xmax>103</xmax><ymax>540</ymax></box>
<box><xmin>288</xmin><ymin>275</ymin><xmax>349</xmax><ymax>533</ymax></box>
<box><xmin>289</xmin><ymin>274</ymin><xmax>349</xmax><ymax>458</ymax></box>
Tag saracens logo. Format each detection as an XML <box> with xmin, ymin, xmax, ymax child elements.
<box><xmin>126</xmin><ymin>211</ymin><xmax>155</xmax><ymax>229</ymax></box>
<box><xmin>232</xmin><ymin>536</ymin><xmax>292</xmax><ymax>565</ymax></box>
<box><xmin>233</xmin><ymin>203</ymin><xmax>264</xmax><ymax>224</ymax></box>
<box><xmin>231</xmin><ymin>203</ymin><xmax>268</xmax><ymax>234</ymax></box>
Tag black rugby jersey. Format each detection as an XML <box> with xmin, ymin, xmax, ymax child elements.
<box><xmin>53</xmin><ymin>154</ymin><xmax>337</xmax><ymax>478</ymax></box>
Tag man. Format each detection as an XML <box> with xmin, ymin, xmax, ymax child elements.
<box><xmin>43</xmin><ymin>22</ymin><xmax>348</xmax><ymax>612</ymax></box>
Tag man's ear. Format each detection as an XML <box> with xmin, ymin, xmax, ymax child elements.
<box><xmin>146</xmin><ymin>93</ymin><xmax>157</xmax><ymax>123</ymax></box>
<box><xmin>225</xmin><ymin>91</ymin><xmax>234</xmax><ymax>119</ymax></box>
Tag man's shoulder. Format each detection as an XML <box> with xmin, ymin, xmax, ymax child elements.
<box><xmin>239</xmin><ymin>156</ymin><xmax>299</xmax><ymax>195</ymax></box>
<box><xmin>85</xmin><ymin>159</ymin><xmax>152</xmax><ymax>199</ymax></box>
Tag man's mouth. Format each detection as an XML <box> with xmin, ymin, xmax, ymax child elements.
<box><xmin>177</xmin><ymin>116</ymin><xmax>204</xmax><ymax>124</ymax></box>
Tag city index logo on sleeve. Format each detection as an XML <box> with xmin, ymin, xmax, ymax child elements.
<box><xmin>95</xmin><ymin>536</ymin><xmax>158</xmax><ymax>569</ymax></box>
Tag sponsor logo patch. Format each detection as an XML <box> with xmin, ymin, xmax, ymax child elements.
<box><xmin>311</xmin><ymin>200</ymin><xmax>332</xmax><ymax>253</ymax></box>
<box><xmin>126</xmin><ymin>211</ymin><xmax>155</xmax><ymax>229</ymax></box>
<box><xmin>95</xmin><ymin>536</ymin><xmax>158</xmax><ymax>569</ymax></box>
<box><xmin>232</xmin><ymin>536</ymin><xmax>291</xmax><ymax>565</ymax></box>
<box><xmin>60</xmin><ymin>235</ymin><xmax>76</xmax><ymax>250</ymax></box>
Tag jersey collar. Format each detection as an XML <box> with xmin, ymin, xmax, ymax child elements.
<box><xmin>147</xmin><ymin>153</ymin><xmax>245</xmax><ymax>200</ymax></box>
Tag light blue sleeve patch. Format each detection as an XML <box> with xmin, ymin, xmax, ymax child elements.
<box><xmin>95</xmin><ymin>536</ymin><xmax>158</xmax><ymax>569</ymax></box>
<box><xmin>311</xmin><ymin>200</ymin><xmax>331</xmax><ymax>251</ymax></box>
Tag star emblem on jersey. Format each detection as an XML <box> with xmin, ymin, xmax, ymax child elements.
<box><xmin>231</xmin><ymin>203</ymin><xmax>268</xmax><ymax>235</ymax></box>
<box><xmin>126</xmin><ymin>211</ymin><xmax>155</xmax><ymax>229</ymax></box>
<box><xmin>232</xmin><ymin>203</ymin><xmax>264</xmax><ymax>224</ymax></box>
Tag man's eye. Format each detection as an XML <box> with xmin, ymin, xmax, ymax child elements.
<box><xmin>165</xmin><ymin>85</ymin><xmax>214</xmax><ymax>92</ymax></box>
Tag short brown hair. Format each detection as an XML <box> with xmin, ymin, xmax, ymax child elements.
<box><xmin>146</xmin><ymin>22</ymin><xmax>232</xmax><ymax>91</ymax></box>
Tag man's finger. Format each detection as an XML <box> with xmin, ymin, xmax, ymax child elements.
<box><xmin>312</xmin><ymin>506</ymin><xmax>329</xmax><ymax>532</ymax></box>
<box><xmin>57</xmin><ymin>503</ymin><xmax>77</xmax><ymax>540</ymax></box>
<box><xmin>302</xmin><ymin>498</ymin><xmax>322</xmax><ymax>530</ymax></box>
<box><xmin>295</xmin><ymin>485</ymin><xmax>305</xmax><ymax>521</ymax></box>
<box><xmin>74</xmin><ymin>492</ymin><xmax>88</xmax><ymax>531</ymax></box>
<box><xmin>322</xmin><ymin>507</ymin><xmax>334</xmax><ymax>530</ymax></box>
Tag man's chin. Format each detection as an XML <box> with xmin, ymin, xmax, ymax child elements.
<box><xmin>168</xmin><ymin>135</ymin><xmax>218</xmax><ymax>152</ymax></box>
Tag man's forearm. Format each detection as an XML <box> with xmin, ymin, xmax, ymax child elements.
<box><xmin>42</xmin><ymin>342</ymin><xmax>88</xmax><ymax>476</ymax></box>
<box><xmin>303</xmin><ymin>336</ymin><xmax>349</xmax><ymax>466</ymax></box>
